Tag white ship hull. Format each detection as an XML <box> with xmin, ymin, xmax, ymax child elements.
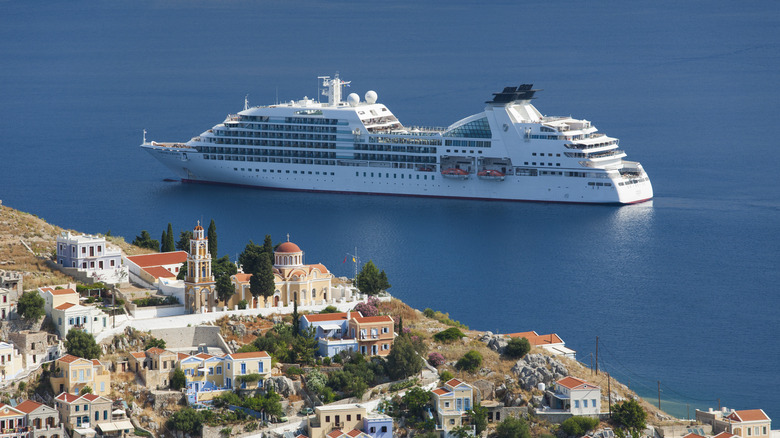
<box><xmin>142</xmin><ymin>76</ymin><xmax>653</xmax><ymax>204</ymax></box>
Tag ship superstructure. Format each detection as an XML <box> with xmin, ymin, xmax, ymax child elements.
<box><xmin>141</xmin><ymin>75</ymin><xmax>652</xmax><ymax>204</ymax></box>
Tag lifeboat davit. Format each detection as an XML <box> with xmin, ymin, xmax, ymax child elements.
<box><xmin>477</xmin><ymin>169</ymin><xmax>505</xmax><ymax>181</ymax></box>
<box><xmin>441</xmin><ymin>168</ymin><xmax>469</xmax><ymax>180</ymax></box>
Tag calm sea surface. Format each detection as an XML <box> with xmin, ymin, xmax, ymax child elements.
<box><xmin>2</xmin><ymin>0</ymin><xmax>779</xmax><ymax>419</ymax></box>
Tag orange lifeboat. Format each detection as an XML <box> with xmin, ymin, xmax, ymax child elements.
<box><xmin>441</xmin><ymin>168</ymin><xmax>469</xmax><ymax>180</ymax></box>
<box><xmin>477</xmin><ymin>169</ymin><xmax>505</xmax><ymax>181</ymax></box>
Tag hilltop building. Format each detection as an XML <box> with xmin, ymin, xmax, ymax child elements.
<box><xmin>300</xmin><ymin>312</ymin><xmax>395</xmax><ymax>358</ymax></box>
<box><xmin>8</xmin><ymin>330</ymin><xmax>63</xmax><ymax>370</ymax></box>
<box><xmin>696</xmin><ymin>408</ymin><xmax>771</xmax><ymax>438</ymax></box>
<box><xmin>546</xmin><ymin>376</ymin><xmax>601</xmax><ymax>416</ymax></box>
<box><xmin>176</xmin><ymin>350</ymin><xmax>272</xmax><ymax>404</ymax></box>
<box><xmin>49</xmin><ymin>354</ymin><xmax>111</xmax><ymax>397</ymax></box>
<box><xmin>431</xmin><ymin>378</ymin><xmax>474</xmax><ymax>437</ymax></box>
<box><xmin>55</xmin><ymin>232</ymin><xmax>127</xmax><ymax>284</ymax></box>
<box><xmin>506</xmin><ymin>331</ymin><xmax>575</xmax><ymax>358</ymax></box>
<box><xmin>124</xmin><ymin>251</ymin><xmax>187</xmax><ymax>290</ymax></box>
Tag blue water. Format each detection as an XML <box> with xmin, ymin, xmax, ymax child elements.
<box><xmin>2</xmin><ymin>0</ymin><xmax>779</xmax><ymax>419</ymax></box>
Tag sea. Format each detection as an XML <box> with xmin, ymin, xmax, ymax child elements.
<box><xmin>1</xmin><ymin>0</ymin><xmax>778</xmax><ymax>420</ymax></box>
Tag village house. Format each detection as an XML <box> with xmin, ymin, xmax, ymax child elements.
<box><xmin>55</xmin><ymin>232</ymin><xmax>126</xmax><ymax>284</ymax></box>
<box><xmin>177</xmin><ymin>350</ymin><xmax>271</xmax><ymax>404</ymax></box>
<box><xmin>51</xmin><ymin>302</ymin><xmax>109</xmax><ymax>339</ymax></box>
<box><xmin>696</xmin><ymin>408</ymin><xmax>772</xmax><ymax>438</ymax></box>
<box><xmin>348</xmin><ymin>315</ymin><xmax>394</xmax><ymax>357</ymax></box>
<box><xmin>546</xmin><ymin>376</ymin><xmax>601</xmax><ymax>416</ymax></box>
<box><xmin>127</xmin><ymin>347</ymin><xmax>178</xmax><ymax>389</ymax></box>
<box><xmin>54</xmin><ymin>392</ymin><xmax>113</xmax><ymax>434</ymax></box>
<box><xmin>49</xmin><ymin>354</ymin><xmax>111</xmax><ymax>397</ymax></box>
<box><xmin>0</xmin><ymin>342</ymin><xmax>23</xmax><ymax>382</ymax></box>
<box><xmin>431</xmin><ymin>378</ymin><xmax>474</xmax><ymax>437</ymax></box>
<box><xmin>123</xmin><ymin>251</ymin><xmax>187</xmax><ymax>290</ymax></box>
<box><xmin>0</xmin><ymin>403</ymin><xmax>27</xmax><ymax>436</ymax></box>
<box><xmin>506</xmin><ymin>331</ymin><xmax>576</xmax><ymax>358</ymax></box>
<box><xmin>307</xmin><ymin>404</ymin><xmax>368</xmax><ymax>438</ymax></box>
<box><xmin>301</xmin><ymin>311</ymin><xmax>395</xmax><ymax>358</ymax></box>
<box><xmin>0</xmin><ymin>270</ymin><xmax>23</xmax><ymax>294</ymax></box>
<box><xmin>362</xmin><ymin>414</ymin><xmax>394</xmax><ymax>438</ymax></box>
<box><xmin>7</xmin><ymin>331</ymin><xmax>62</xmax><ymax>370</ymax></box>
<box><xmin>0</xmin><ymin>287</ymin><xmax>16</xmax><ymax>321</ymax></box>
<box><xmin>38</xmin><ymin>287</ymin><xmax>79</xmax><ymax>316</ymax></box>
<box><xmin>15</xmin><ymin>399</ymin><xmax>66</xmax><ymax>438</ymax></box>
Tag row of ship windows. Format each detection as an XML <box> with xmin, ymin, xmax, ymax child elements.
<box><xmin>212</xmin><ymin>130</ymin><xmax>337</xmax><ymax>140</ymax></box>
<box><xmin>356</xmin><ymin>171</ymin><xmax>434</xmax><ymax>180</ymax></box>
<box><xmin>532</xmin><ymin>152</ymin><xmax>561</xmax><ymax>157</ymax></box>
<box><xmin>525</xmin><ymin>162</ymin><xmax>561</xmax><ymax>167</ymax></box>
<box><xmin>445</xmin><ymin>149</ymin><xmax>484</xmax><ymax>155</ymax></box>
<box><xmin>219</xmin><ymin>158</ymin><xmax>336</xmax><ymax>165</ymax></box>
<box><xmin>355</xmin><ymin>143</ymin><xmax>436</xmax><ymax>153</ymax></box>
<box><xmin>587</xmin><ymin>182</ymin><xmax>614</xmax><ymax>187</ymax></box>
<box><xmin>203</xmin><ymin>138</ymin><xmax>337</xmax><ymax>147</ymax></box>
<box><xmin>618</xmin><ymin>177</ymin><xmax>649</xmax><ymax>186</ymax></box>
<box><xmin>203</xmin><ymin>151</ymin><xmax>336</xmax><ymax>160</ymax></box>
<box><xmin>369</xmin><ymin>136</ymin><xmax>441</xmax><ymax>146</ymax></box>
<box><xmin>233</xmin><ymin>168</ymin><xmax>336</xmax><ymax>176</ymax></box>
<box><xmin>354</xmin><ymin>154</ymin><xmax>437</xmax><ymax>164</ymax></box>
<box><xmin>198</xmin><ymin>142</ymin><xmax>336</xmax><ymax>153</ymax></box>
<box><xmin>444</xmin><ymin>140</ymin><xmax>491</xmax><ymax>148</ymax></box>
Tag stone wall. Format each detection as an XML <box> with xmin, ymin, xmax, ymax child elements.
<box><xmin>149</xmin><ymin>325</ymin><xmax>230</xmax><ymax>352</ymax></box>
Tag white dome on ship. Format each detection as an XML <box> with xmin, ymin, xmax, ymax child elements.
<box><xmin>365</xmin><ymin>90</ymin><xmax>377</xmax><ymax>104</ymax></box>
<box><xmin>347</xmin><ymin>93</ymin><xmax>360</xmax><ymax>107</ymax></box>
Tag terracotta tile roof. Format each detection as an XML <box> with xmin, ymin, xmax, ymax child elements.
<box><xmin>130</xmin><ymin>352</ymin><xmax>146</xmax><ymax>359</ymax></box>
<box><xmin>194</xmin><ymin>353</ymin><xmax>213</xmax><ymax>360</ymax></box>
<box><xmin>346</xmin><ymin>430</ymin><xmax>363</xmax><ymax>438</ymax></box>
<box><xmin>234</xmin><ymin>273</ymin><xmax>252</xmax><ymax>282</ymax></box>
<box><xmin>352</xmin><ymin>315</ymin><xmax>393</xmax><ymax>324</ymax></box>
<box><xmin>682</xmin><ymin>433</ymin><xmax>706</xmax><ymax>438</ymax></box>
<box><xmin>144</xmin><ymin>266</ymin><xmax>177</xmax><ymax>279</ymax></box>
<box><xmin>14</xmin><ymin>400</ymin><xmax>43</xmax><ymax>414</ymax></box>
<box><xmin>58</xmin><ymin>354</ymin><xmax>84</xmax><ymax>364</ymax></box>
<box><xmin>303</xmin><ymin>312</ymin><xmax>351</xmax><ymax>322</ymax></box>
<box><xmin>507</xmin><ymin>331</ymin><xmax>563</xmax><ymax>346</ymax></box>
<box><xmin>52</xmin><ymin>288</ymin><xmax>78</xmax><ymax>296</ymax></box>
<box><xmin>713</xmin><ymin>432</ymin><xmax>737</xmax><ymax>438</ymax></box>
<box><xmin>125</xmin><ymin>251</ymin><xmax>187</xmax><ymax>268</ymax></box>
<box><xmin>227</xmin><ymin>351</ymin><xmax>270</xmax><ymax>359</ymax></box>
<box><xmin>728</xmin><ymin>409</ymin><xmax>770</xmax><ymax>422</ymax></box>
<box><xmin>55</xmin><ymin>393</ymin><xmax>80</xmax><ymax>403</ymax></box>
<box><xmin>91</xmin><ymin>359</ymin><xmax>102</xmax><ymax>366</ymax></box>
<box><xmin>432</xmin><ymin>388</ymin><xmax>449</xmax><ymax>396</ymax></box>
<box><xmin>81</xmin><ymin>393</ymin><xmax>100</xmax><ymax>401</ymax></box>
<box><xmin>55</xmin><ymin>302</ymin><xmax>77</xmax><ymax>310</ymax></box>
<box><xmin>309</xmin><ymin>263</ymin><xmax>329</xmax><ymax>273</ymax></box>
<box><xmin>556</xmin><ymin>376</ymin><xmax>595</xmax><ymax>390</ymax></box>
<box><xmin>445</xmin><ymin>378</ymin><xmax>464</xmax><ymax>387</ymax></box>
<box><xmin>146</xmin><ymin>347</ymin><xmax>166</xmax><ymax>355</ymax></box>
<box><xmin>296</xmin><ymin>435</ymin><xmax>309</xmax><ymax>438</ymax></box>
<box><xmin>276</xmin><ymin>242</ymin><xmax>302</xmax><ymax>253</ymax></box>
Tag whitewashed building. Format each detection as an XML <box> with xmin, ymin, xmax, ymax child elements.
<box><xmin>56</xmin><ymin>232</ymin><xmax>127</xmax><ymax>284</ymax></box>
<box><xmin>548</xmin><ymin>376</ymin><xmax>601</xmax><ymax>416</ymax></box>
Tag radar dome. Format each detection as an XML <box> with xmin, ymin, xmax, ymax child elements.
<box><xmin>365</xmin><ymin>90</ymin><xmax>378</xmax><ymax>104</ymax></box>
<box><xmin>347</xmin><ymin>93</ymin><xmax>360</xmax><ymax>107</ymax></box>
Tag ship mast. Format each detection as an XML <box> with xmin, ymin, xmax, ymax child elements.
<box><xmin>318</xmin><ymin>73</ymin><xmax>350</xmax><ymax>107</ymax></box>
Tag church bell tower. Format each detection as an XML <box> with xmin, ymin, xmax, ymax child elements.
<box><xmin>184</xmin><ymin>221</ymin><xmax>215</xmax><ymax>313</ymax></box>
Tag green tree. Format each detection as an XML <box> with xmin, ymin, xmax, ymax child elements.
<box><xmin>292</xmin><ymin>300</ymin><xmax>300</xmax><ymax>334</ymax></box>
<box><xmin>144</xmin><ymin>337</ymin><xmax>166</xmax><ymax>350</ymax></box>
<box><xmin>216</xmin><ymin>275</ymin><xmax>234</xmax><ymax>303</ymax></box>
<box><xmin>504</xmin><ymin>337</ymin><xmax>532</xmax><ymax>359</ymax></box>
<box><xmin>17</xmin><ymin>291</ymin><xmax>45</xmax><ymax>322</ymax></box>
<box><xmin>64</xmin><ymin>329</ymin><xmax>101</xmax><ymax>359</ymax></box>
<box><xmin>262</xmin><ymin>234</ymin><xmax>274</xmax><ymax>257</ymax></box>
<box><xmin>239</xmin><ymin>240</ymin><xmax>264</xmax><ymax>273</ymax></box>
<box><xmin>213</xmin><ymin>255</ymin><xmax>238</xmax><ymax>279</ymax></box>
<box><xmin>450</xmin><ymin>426</ymin><xmax>472</xmax><ymax>438</ymax></box>
<box><xmin>355</xmin><ymin>260</ymin><xmax>391</xmax><ymax>295</ymax></box>
<box><xmin>561</xmin><ymin>416</ymin><xmax>600</xmax><ymax>437</ymax></box>
<box><xmin>386</xmin><ymin>335</ymin><xmax>423</xmax><ymax>380</ymax></box>
<box><xmin>439</xmin><ymin>370</ymin><xmax>454</xmax><ymax>382</ymax></box>
<box><xmin>320</xmin><ymin>305</ymin><xmax>338</xmax><ymax>314</ymax></box>
<box><xmin>161</xmin><ymin>223</ymin><xmax>175</xmax><ymax>252</ymax></box>
<box><xmin>176</xmin><ymin>230</ymin><xmax>193</xmax><ymax>251</ymax></box>
<box><xmin>132</xmin><ymin>230</ymin><xmax>159</xmax><ymax>251</ymax></box>
<box><xmin>455</xmin><ymin>350</ymin><xmax>482</xmax><ymax>373</ymax></box>
<box><xmin>261</xmin><ymin>389</ymin><xmax>283</xmax><ymax>419</ymax></box>
<box><xmin>171</xmin><ymin>368</ymin><xmax>186</xmax><ymax>390</ymax></box>
<box><xmin>207</xmin><ymin>219</ymin><xmax>217</xmax><ymax>258</ymax></box>
<box><xmin>470</xmin><ymin>403</ymin><xmax>488</xmax><ymax>435</ymax></box>
<box><xmin>433</xmin><ymin>327</ymin><xmax>465</xmax><ymax>343</ymax></box>
<box><xmin>80</xmin><ymin>385</ymin><xmax>92</xmax><ymax>394</ymax></box>
<box><xmin>176</xmin><ymin>262</ymin><xmax>187</xmax><ymax>280</ymax></box>
<box><xmin>611</xmin><ymin>399</ymin><xmax>647</xmax><ymax>436</ymax></box>
<box><xmin>251</xmin><ymin>253</ymin><xmax>275</xmax><ymax>298</ymax></box>
<box><xmin>237</xmin><ymin>344</ymin><xmax>259</xmax><ymax>353</ymax></box>
<box><xmin>292</xmin><ymin>329</ymin><xmax>318</xmax><ymax>365</ymax></box>
<box><xmin>166</xmin><ymin>407</ymin><xmax>203</xmax><ymax>434</ymax></box>
<box><xmin>401</xmin><ymin>386</ymin><xmax>431</xmax><ymax>420</ymax></box>
<box><xmin>495</xmin><ymin>416</ymin><xmax>531</xmax><ymax>438</ymax></box>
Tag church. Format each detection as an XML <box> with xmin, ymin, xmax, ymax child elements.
<box><xmin>183</xmin><ymin>223</ymin><xmax>352</xmax><ymax>313</ymax></box>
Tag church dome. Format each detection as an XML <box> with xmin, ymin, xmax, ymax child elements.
<box><xmin>276</xmin><ymin>242</ymin><xmax>302</xmax><ymax>253</ymax></box>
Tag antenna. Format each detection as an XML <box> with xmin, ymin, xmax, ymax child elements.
<box><xmin>244</xmin><ymin>94</ymin><xmax>249</xmax><ymax>111</ymax></box>
<box><xmin>143</xmin><ymin>129</ymin><xmax>147</xmax><ymax>144</ymax></box>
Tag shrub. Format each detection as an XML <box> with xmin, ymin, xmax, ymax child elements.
<box><xmin>285</xmin><ymin>366</ymin><xmax>304</xmax><ymax>377</ymax></box>
<box><xmin>322</xmin><ymin>357</ymin><xmax>331</xmax><ymax>366</ymax></box>
<box><xmin>504</xmin><ymin>337</ymin><xmax>531</xmax><ymax>359</ymax></box>
<box><xmin>320</xmin><ymin>305</ymin><xmax>339</xmax><ymax>314</ymax></box>
<box><xmin>561</xmin><ymin>416</ymin><xmax>600</xmax><ymax>437</ymax></box>
<box><xmin>439</xmin><ymin>370</ymin><xmax>454</xmax><ymax>382</ymax></box>
<box><xmin>495</xmin><ymin>416</ymin><xmax>531</xmax><ymax>438</ymax></box>
<box><xmin>238</xmin><ymin>300</ymin><xmax>248</xmax><ymax>310</ymax></box>
<box><xmin>433</xmin><ymin>327</ymin><xmax>464</xmax><ymax>343</ymax></box>
<box><xmin>455</xmin><ymin>350</ymin><xmax>482</xmax><ymax>373</ymax></box>
<box><xmin>354</xmin><ymin>296</ymin><xmax>380</xmax><ymax>317</ymax></box>
<box><xmin>427</xmin><ymin>352</ymin><xmax>445</xmax><ymax>367</ymax></box>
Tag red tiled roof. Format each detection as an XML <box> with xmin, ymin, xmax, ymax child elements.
<box><xmin>309</xmin><ymin>263</ymin><xmax>329</xmax><ymax>273</ymax></box>
<box><xmin>194</xmin><ymin>353</ymin><xmax>213</xmax><ymax>360</ymax></box>
<box><xmin>177</xmin><ymin>353</ymin><xmax>189</xmax><ymax>360</ymax></box>
<box><xmin>445</xmin><ymin>378</ymin><xmax>465</xmax><ymax>387</ymax></box>
<box><xmin>51</xmin><ymin>288</ymin><xmax>78</xmax><ymax>296</ymax></box>
<box><xmin>276</xmin><ymin>242</ymin><xmax>302</xmax><ymax>253</ymax></box>
<box><xmin>130</xmin><ymin>352</ymin><xmax>146</xmax><ymax>359</ymax></box>
<box><xmin>58</xmin><ymin>354</ymin><xmax>84</xmax><ymax>364</ymax></box>
<box><xmin>55</xmin><ymin>393</ymin><xmax>79</xmax><ymax>403</ymax></box>
<box><xmin>55</xmin><ymin>302</ymin><xmax>77</xmax><ymax>310</ymax></box>
<box><xmin>557</xmin><ymin>376</ymin><xmax>594</xmax><ymax>390</ymax></box>
<box><xmin>234</xmin><ymin>273</ymin><xmax>252</xmax><ymax>282</ymax></box>
<box><xmin>432</xmin><ymin>388</ymin><xmax>449</xmax><ymax>396</ymax></box>
<box><xmin>144</xmin><ymin>266</ymin><xmax>177</xmax><ymax>279</ymax></box>
<box><xmin>682</xmin><ymin>433</ymin><xmax>706</xmax><ymax>438</ymax></box>
<box><xmin>125</xmin><ymin>251</ymin><xmax>187</xmax><ymax>268</ymax></box>
<box><xmin>713</xmin><ymin>432</ymin><xmax>737</xmax><ymax>438</ymax></box>
<box><xmin>326</xmin><ymin>430</ymin><xmax>344</xmax><ymax>438</ymax></box>
<box><xmin>296</xmin><ymin>435</ymin><xmax>309</xmax><ymax>438</ymax></box>
<box><xmin>228</xmin><ymin>351</ymin><xmax>270</xmax><ymax>359</ymax></box>
<box><xmin>347</xmin><ymin>430</ymin><xmax>363</xmax><ymax>438</ymax></box>
<box><xmin>352</xmin><ymin>315</ymin><xmax>393</xmax><ymax>324</ymax></box>
<box><xmin>728</xmin><ymin>410</ymin><xmax>770</xmax><ymax>422</ymax></box>
<box><xmin>91</xmin><ymin>359</ymin><xmax>102</xmax><ymax>366</ymax></box>
<box><xmin>14</xmin><ymin>400</ymin><xmax>43</xmax><ymax>414</ymax></box>
<box><xmin>303</xmin><ymin>312</ymin><xmax>351</xmax><ymax>322</ymax></box>
<box><xmin>81</xmin><ymin>393</ymin><xmax>100</xmax><ymax>401</ymax></box>
<box><xmin>507</xmin><ymin>331</ymin><xmax>564</xmax><ymax>346</ymax></box>
<box><xmin>146</xmin><ymin>347</ymin><xmax>166</xmax><ymax>355</ymax></box>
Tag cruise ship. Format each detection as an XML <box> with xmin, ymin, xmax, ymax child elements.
<box><xmin>141</xmin><ymin>75</ymin><xmax>652</xmax><ymax>204</ymax></box>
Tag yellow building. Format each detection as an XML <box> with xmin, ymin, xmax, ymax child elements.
<box><xmin>177</xmin><ymin>350</ymin><xmax>271</xmax><ymax>404</ymax></box>
<box><xmin>348</xmin><ymin>315</ymin><xmax>394</xmax><ymax>357</ymax></box>
<box><xmin>38</xmin><ymin>287</ymin><xmax>79</xmax><ymax>315</ymax></box>
<box><xmin>224</xmin><ymin>351</ymin><xmax>271</xmax><ymax>390</ymax></box>
<box><xmin>431</xmin><ymin>379</ymin><xmax>474</xmax><ymax>436</ymax></box>
<box><xmin>0</xmin><ymin>342</ymin><xmax>23</xmax><ymax>382</ymax></box>
<box><xmin>50</xmin><ymin>354</ymin><xmax>111</xmax><ymax>397</ymax></box>
<box><xmin>183</xmin><ymin>223</ymin><xmax>216</xmax><ymax>313</ymax></box>
<box><xmin>308</xmin><ymin>404</ymin><xmax>367</xmax><ymax>438</ymax></box>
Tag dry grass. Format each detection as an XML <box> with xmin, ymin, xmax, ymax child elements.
<box><xmin>377</xmin><ymin>298</ymin><xmax>420</xmax><ymax>324</ymax></box>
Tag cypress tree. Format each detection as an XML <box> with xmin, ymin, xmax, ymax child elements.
<box><xmin>207</xmin><ymin>219</ymin><xmax>217</xmax><ymax>258</ymax></box>
<box><xmin>165</xmin><ymin>223</ymin><xmax>175</xmax><ymax>252</ymax></box>
<box><xmin>292</xmin><ymin>300</ymin><xmax>300</xmax><ymax>336</ymax></box>
<box><xmin>160</xmin><ymin>230</ymin><xmax>167</xmax><ymax>251</ymax></box>
<box><xmin>262</xmin><ymin>234</ymin><xmax>273</xmax><ymax>257</ymax></box>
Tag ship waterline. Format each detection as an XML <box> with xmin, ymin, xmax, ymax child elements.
<box><xmin>142</xmin><ymin>75</ymin><xmax>653</xmax><ymax>204</ymax></box>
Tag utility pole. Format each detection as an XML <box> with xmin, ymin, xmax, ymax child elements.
<box><xmin>589</xmin><ymin>353</ymin><xmax>594</xmax><ymax>375</ymax></box>
<box><xmin>595</xmin><ymin>336</ymin><xmax>599</xmax><ymax>375</ymax></box>
<box><xmin>608</xmin><ymin>372</ymin><xmax>612</xmax><ymax>417</ymax></box>
<box><xmin>658</xmin><ymin>381</ymin><xmax>662</xmax><ymax>410</ymax></box>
